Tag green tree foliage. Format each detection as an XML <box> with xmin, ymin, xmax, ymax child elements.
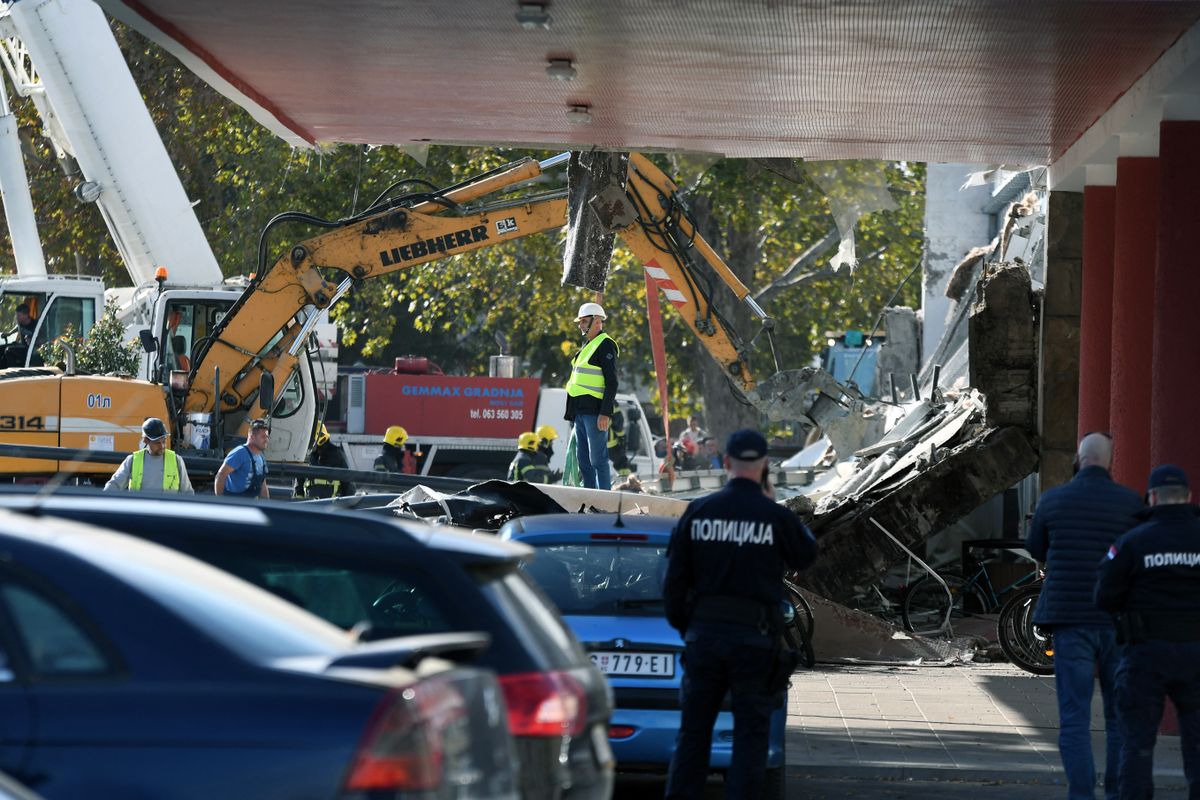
<box><xmin>0</xmin><ymin>21</ymin><xmax>925</xmax><ymax>441</ymax></box>
<box><xmin>38</xmin><ymin>299</ymin><xmax>140</xmax><ymax>375</ymax></box>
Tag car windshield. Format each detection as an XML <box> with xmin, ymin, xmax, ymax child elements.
<box><xmin>523</xmin><ymin>542</ymin><xmax>668</xmax><ymax>616</ymax></box>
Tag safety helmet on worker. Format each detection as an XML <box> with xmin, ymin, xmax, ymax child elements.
<box><xmin>141</xmin><ymin>417</ymin><xmax>168</xmax><ymax>442</ymax></box>
<box><xmin>535</xmin><ymin>424</ymin><xmax>558</xmax><ymax>444</ymax></box>
<box><xmin>518</xmin><ymin>431</ymin><xmax>539</xmax><ymax>451</ymax></box>
<box><xmin>575</xmin><ymin>302</ymin><xmax>607</xmax><ymax>321</ymax></box>
<box><xmin>315</xmin><ymin>423</ymin><xmax>330</xmax><ymax>447</ymax></box>
<box><xmin>384</xmin><ymin>425</ymin><xmax>408</xmax><ymax>447</ymax></box>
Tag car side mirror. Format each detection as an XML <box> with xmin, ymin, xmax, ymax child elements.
<box><xmin>258</xmin><ymin>372</ymin><xmax>275</xmax><ymax>411</ymax></box>
<box><xmin>138</xmin><ymin>329</ymin><xmax>157</xmax><ymax>353</ymax></box>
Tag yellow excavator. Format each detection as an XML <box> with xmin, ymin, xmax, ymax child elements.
<box><xmin>0</xmin><ymin>151</ymin><xmax>861</xmax><ymax>479</ymax></box>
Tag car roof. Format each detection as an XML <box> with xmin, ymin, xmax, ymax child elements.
<box><xmin>0</xmin><ymin>508</ymin><xmax>355</xmax><ymax>658</ymax></box>
<box><xmin>500</xmin><ymin>513</ymin><xmax>676</xmax><ymax>545</ymax></box>
<box><xmin>0</xmin><ymin>488</ymin><xmax>531</xmax><ymax>564</ymax></box>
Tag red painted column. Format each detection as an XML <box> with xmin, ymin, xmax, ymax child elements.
<box><xmin>1108</xmin><ymin>157</ymin><xmax>1159</xmax><ymax>492</ymax></box>
<box><xmin>1150</xmin><ymin>121</ymin><xmax>1200</xmax><ymax>484</ymax></box>
<box><xmin>1078</xmin><ymin>184</ymin><xmax>1116</xmax><ymax>437</ymax></box>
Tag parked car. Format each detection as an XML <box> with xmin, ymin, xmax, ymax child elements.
<box><xmin>0</xmin><ymin>489</ymin><xmax>614</xmax><ymax>800</ymax></box>
<box><xmin>498</xmin><ymin>513</ymin><xmax>788</xmax><ymax>795</ymax></box>
<box><xmin>0</xmin><ymin>507</ymin><xmax>518</xmax><ymax>800</ymax></box>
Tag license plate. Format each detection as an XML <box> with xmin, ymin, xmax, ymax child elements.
<box><xmin>590</xmin><ymin>651</ymin><xmax>675</xmax><ymax>677</ymax></box>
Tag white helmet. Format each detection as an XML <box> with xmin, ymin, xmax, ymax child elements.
<box><xmin>576</xmin><ymin>302</ymin><xmax>607</xmax><ymax>321</ymax></box>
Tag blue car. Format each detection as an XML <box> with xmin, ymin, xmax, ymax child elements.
<box><xmin>499</xmin><ymin>513</ymin><xmax>787</xmax><ymax>786</ymax></box>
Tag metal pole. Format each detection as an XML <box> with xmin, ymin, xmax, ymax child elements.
<box><xmin>869</xmin><ymin>517</ymin><xmax>954</xmax><ymax>636</ymax></box>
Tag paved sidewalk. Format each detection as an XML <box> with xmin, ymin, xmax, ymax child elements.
<box><xmin>785</xmin><ymin>662</ymin><xmax>1187</xmax><ymax>789</ymax></box>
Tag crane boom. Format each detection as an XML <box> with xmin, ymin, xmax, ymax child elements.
<box><xmin>185</xmin><ymin>152</ymin><xmax>856</xmax><ymax>434</ymax></box>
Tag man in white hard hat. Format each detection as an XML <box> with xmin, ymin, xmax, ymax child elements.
<box><xmin>564</xmin><ymin>301</ymin><xmax>618</xmax><ymax>490</ymax></box>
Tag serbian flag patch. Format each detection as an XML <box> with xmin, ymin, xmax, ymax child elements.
<box><xmin>1107</xmin><ymin>545</ymin><xmax>1118</xmax><ymax>560</ymax></box>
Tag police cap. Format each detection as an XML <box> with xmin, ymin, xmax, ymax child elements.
<box><xmin>1148</xmin><ymin>464</ymin><xmax>1189</xmax><ymax>491</ymax></box>
<box><xmin>725</xmin><ymin>428</ymin><xmax>768</xmax><ymax>461</ymax></box>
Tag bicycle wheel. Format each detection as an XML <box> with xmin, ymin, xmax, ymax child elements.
<box><xmin>997</xmin><ymin>585</ymin><xmax>1054</xmax><ymax>675</ymax></box>
<box><xmin>901</xmin><ymin>572</ymin><xmax>987</xmax><ymax>636</ymax></box>
<box><xmin>783</xmin><ymin>580</ymin><xmax>816</xmax><ymax>668</ymax></box>
<box><xmin>784</xmin><ymin>580</ymin><xmax>814</xmax><ymax>638</ymax></box>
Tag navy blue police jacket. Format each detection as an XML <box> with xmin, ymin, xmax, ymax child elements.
<box><xmin>1095</xmin><ymin>504</ymin><xmax>1200</xmax><ymax>615</ymax></box>
<box><xmin>1025</xmin><ymin>465</ymin><xmax>1142</xmax><ymax>626</ymax></box>
<box><xmin>663</xmin><ymin>477</ymin><xmax>818</xmax><ymax>635</ymax></box>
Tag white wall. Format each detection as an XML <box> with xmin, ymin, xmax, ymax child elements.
<box><xmin>921</xmin><ymin>165</ymin><xmax>993</xmax><ymax>363</ymax></box>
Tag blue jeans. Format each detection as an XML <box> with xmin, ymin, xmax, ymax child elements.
<box><xmin>666</xmin><ymin>632</ymin><xmax>777</xmax><ymax>799</ymax></box>
<box><xmin>1115</xmin><ymin>641</ymin><xmax>1200</xmax><ymax>800</ymax></box>
<box><xmin>573</xmin><ymin>414</ymin><xmax>611</xmax><ymax>490</ymax></box>
<box><xmin>1054</xmin><ymin>625</ymin><xmax>1123</xmax><ymax>800</ymax></box>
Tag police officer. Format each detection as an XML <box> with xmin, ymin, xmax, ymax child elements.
<box><xmin>1096</xmin><ymin>464</ymin><xmax>1200</xmax><ymax>800</ymax></box>
<box><xmin>104</xmin><ymin>417</ymin><xmax>194</xmax><ymax>493</ymax></box>
<box><xmin>663</xmin><ymin>428</ymin><xmax>819</xmax><ymax>799</ymax></box>
<box><xmin>507</xmin><ymin>432</ymin><xmax>551</xmax><ymax>483</ymax></box>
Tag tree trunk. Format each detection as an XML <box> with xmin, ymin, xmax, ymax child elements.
<box><xmin>688</xmin><ymin>192</ymin><xmax>761</xmax><ymax>442</ymax></box>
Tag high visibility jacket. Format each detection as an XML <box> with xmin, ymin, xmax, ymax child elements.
<box><xmin>566</xmin><ymin>333</ymin><xmax>618</xmax><ymax>400</ymax></box>
<box><xmin>130</xmin><ymin>448</ymin><xmax>181</xmax><ymax>491</ymax></box>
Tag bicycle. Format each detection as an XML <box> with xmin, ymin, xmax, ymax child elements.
<box><xmin>996</xmin><ymin>583</ymin><xmax>1054</xmax><ymax>675</ymax></box>
<box><xmin>783</xmin><ymin>578</ymin><xmax>816</xmax><ymax>669</ymax></box>
<box><xmin>901</xmin><ymin>539</ymin><xmax>1042</xmax><ymax>636</ymax></box>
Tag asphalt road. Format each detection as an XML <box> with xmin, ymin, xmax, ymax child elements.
<box><xmin>615</xmin><ymin>773</ymin><xmax>1191</xmax><ymax>798</ymax></box>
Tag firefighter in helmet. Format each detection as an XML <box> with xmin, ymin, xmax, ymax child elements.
<box><xmin>508</xmin><ymin>431</ymin><xmax>552</xmax><ymax>483</ymax></box>
<box><xmin>374</xmin><ymin>425</ymin><xmax>418</xmax><ymax>474</ymax></box>
<box><xmin>296</xmin><ymin>423</ymin><xmax>355</xmax><ymax>498</ymax></box>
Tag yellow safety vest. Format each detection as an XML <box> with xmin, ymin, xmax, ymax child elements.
<box><xmin>566</xmin><ymin>333</ymin><xmax>618</xmax><ymax>400</ymax></box>
<box><xmin>129</xmin><ymin>448</ymin><xmax>181</xmax><ymax>491</ymax></box>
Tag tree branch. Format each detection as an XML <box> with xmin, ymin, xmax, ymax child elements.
<box><xmin>754</xmin><ymin>227</ymin><xmax>840</xmax><ymax>303</ymax></box>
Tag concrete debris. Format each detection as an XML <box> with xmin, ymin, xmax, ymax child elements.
<box><xmin>968</xmin><ymin>262</ymin><xmax>1038</xmax><ymax>433</ymax></box>
<box><xmin>797</xmin><ymin>425</ymin><xmax>1037</xmax><ymax>604</ymax></box>
<box><xmin>803</xmin><ymin>588</ymin><xmax>982</xmax><ymax>665</ymax></box>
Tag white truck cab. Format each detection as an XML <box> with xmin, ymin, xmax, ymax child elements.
<box><xmin>0</xmin><ymin>274</ymin><xmax>103</xmax><ymax>368</ymax></box>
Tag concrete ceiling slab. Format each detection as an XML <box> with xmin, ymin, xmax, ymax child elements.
<box><xmin>101</xmin><ymin>0</ymin><xmax>1200</xmax><ymax>164</ymax></box>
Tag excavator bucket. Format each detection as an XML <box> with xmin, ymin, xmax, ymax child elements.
<box><xmin>562</xmin><ymin>151</ymin><xmax>629</xmax><ymax>291</ymax></box>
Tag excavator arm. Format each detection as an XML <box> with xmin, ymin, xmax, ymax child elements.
<box><xmin>185</xmin><ymin>152</ymin><xmax>861</xmax><ymax>444</ymax></box>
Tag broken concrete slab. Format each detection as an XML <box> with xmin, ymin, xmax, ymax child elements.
<box><xmin>793</xmin><ymin>425</ymin><xmax>1037</xmax><ymax>604</ymax></box>
<box><xmin>968</xmin><ymin>262</ymin><xmax>1039</xmax><ymax>433</ymax></box>
<box><xmin>802</xmin><ymin>588</ymin><xmax>980</xmax><ymax>665</ymax></box>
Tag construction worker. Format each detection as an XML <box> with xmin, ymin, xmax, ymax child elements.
<box><xmin>564</xmin><ymin>301</ymin><xmax>618</xmax><ymax>490</ymax></box>
<box><xmin>508</xmin><ymin>432</ymin><xmax>551</xmax><ymax>483</ymax></box>
<box><xmin>374</xmin><ymin>425</ymin><xmax>417</xmax><ymax>474</ymax></box>
<box><xmin>215</xmin><ymin>418</ymin><xmax>271</xmax><ymax>498</ymax></box>
<box><xmin>105</xmin><ymin>417</ymin><xmax>194</xmax><ymax>493</ymax></box>
<box><xmin>296</xmin><ymin>424</ymin><xmax>355</xmax><ymax>498</ymax></box>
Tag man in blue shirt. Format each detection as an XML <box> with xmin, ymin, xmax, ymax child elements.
<box><xmin>214</xmin><ymin>419</ymin><xmax>270</xmax><ymax>499</ymax></box>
